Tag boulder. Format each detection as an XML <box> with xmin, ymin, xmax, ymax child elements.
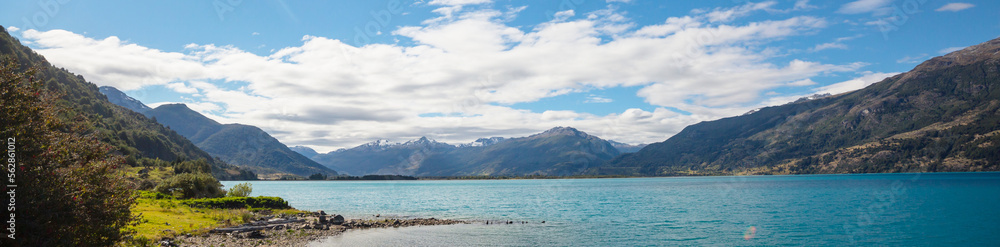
<box><xmin>158</xmin><ymin>239</ymin><xmax>178</xmax><ymax>247</ymax></box>
<box><xmin>330</xmin><ymin>215</ymin><xmax>345</xmax><ymax>225</ymax></box>
<box><xmin>245</xmin><ymin>230</ymin><xmax>266</xmax><ymax>239</ymax></box>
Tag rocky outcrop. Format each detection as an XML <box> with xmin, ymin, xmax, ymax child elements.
<box><xmin>167</xmin><ymin>211</ymin><xmax>471</xmax><ymax>246</ymax></box>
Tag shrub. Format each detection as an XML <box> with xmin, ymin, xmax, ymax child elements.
<box><xmin>157</xmin><ymin>200</ymin><xmax>178</xmax><ymax>211</ymax></box>
<box><xmin>181</xmin><ymin>196</ymin><xmax>291</xmax><ymax>209</ymax></box>
<box><xmin>154</xmin><ymin>173</ymin><xmax>225</xmax><ymax>199</ymax></box>
<box><xmin>227</xmin><ymin>182</ymin><xmax>253</xmax><ymax>197</ymax></box>
<box><xmin>136</xmin><ymin>190</ymin><xmax>175</xmax><ymax>200</ymax></box>
<box><xmin>173</xmin><ymin>158</ymin><xmax>211</xmax><ymax>174</ymax></box>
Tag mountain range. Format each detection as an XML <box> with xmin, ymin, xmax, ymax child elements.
<box><xmin>300</xmin><ymin>34</ymin><xmax>1000</xmax><ymax>179</ymax></box>
<box><xmin>6</xmin><ymin>22</ymin><xmax>998</xmax><ymax>179</ymax></box>
<box><xmin>601</xmin><ymin>37</ymin><xmax>1000</xmax><ymax>176</ymax></box>
<box><xmin>96</xmin><ymin>95</ymin><xmax>339</xmax><ymax>177</ymax></box>
<box><xmin>300</xmin><ymin>127</ymin><xmax>626</xmax><ymax>176</ymax></box>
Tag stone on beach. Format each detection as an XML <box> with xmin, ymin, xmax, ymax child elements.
<box><xmin>181</xmin><ymin>213</ymin><xmax>470</xmax><ymax>246</ymax></box>
<box><xmin>330</xmin><ymin>214</ymin><xmax>345</xmax><ymax>225</ymax></box>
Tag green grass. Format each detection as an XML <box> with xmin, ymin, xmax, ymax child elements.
<box><xmin>123</xmin><ymin>166</ymin><xmax>176</xmax><ymax>187</ymax></box>
<box><xmin>127</xmin><ymin>191</ymin><xmax>308</xmax><ymax>243</ymax></box>
<box><xmin>130</xmin><ymin>198</ymin><xmax>250</xmax><ymax>240</ymax></box>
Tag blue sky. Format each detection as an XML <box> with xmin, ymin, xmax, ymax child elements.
<box><xmin>2</xmin><ymin>0</ymin><xmax>998</xmax><ymax>152</ymax></box>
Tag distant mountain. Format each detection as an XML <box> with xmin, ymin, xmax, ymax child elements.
<box><xmin>601</xmin><ymin>37</ymin><xmax>1000</xmax><ymax>176</ymax></box>
<box><xmin>144</xmin><ymin>104</ymin><xmax>337</xmax><ymax>177</ymax></box>
<box><xmin>289</xmin><ymin>145</ymin><xmax>319</xmax><ymax>158</ymax></box>
<box><xmin>0</xmin><ymin>26</ymin><xmax>254</xmax><ymax>180</ymax></box>
<box><xmin>311</xmin><ymin>127</ymin><xmax>621</xmax><ymax>176</ymax></box>
<box><xmin>311</xmin><ymin>137</ymin><xmax>457</xmax><ymax>176</ymax></box>
<box><xmin>426</xmin><ymin>127</ymin><xmax>621</xmax><ymax>176</ymax></box>
<box><xmin>607</xmin><ymin>140</ymin><xmax>647</xmax><ymax>153</ymax></box>
<box><xmin>459</xmin><ymin>137</ymin><xmax>507</xmax><ymax>147</ymax></box>
<box><xmin>98</xmin><ymin>86</ymin><xmax>151</xmax><ymax>113</ymax></box>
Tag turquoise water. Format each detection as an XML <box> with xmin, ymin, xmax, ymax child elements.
<box><xmin>222</xmin><ymin>172</ymin><xmax>1000</xmax><ymax>246</ymax></box>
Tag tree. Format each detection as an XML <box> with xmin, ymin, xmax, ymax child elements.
<box><xmin>308</xmin><ymin>173</ymin><xmax>327</xmax><ymax>180</ymax></box>
<box><xmin>226</xmin><ymin>182</ymin><xmax>252</xmax><ymax>197</ymax></box>
<box><xmin>0</xmin><ymin>57</ymin><xmax>138</xmax><ymax>246</ymax></box>
<box><xmin>154</xmin><ymin>172</ymin><xmax>225</xmax><ymax>199</ymax></box>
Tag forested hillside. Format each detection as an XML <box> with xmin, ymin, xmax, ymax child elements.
<box><xmin>0</xmin><ymin>26</ymin><xmax>255</xmax><ymax>180</ymax></box>
<box><xmin>144</xmin><ymin>103</ymin><xmax>337</xmax><ymax>177</ymax></box>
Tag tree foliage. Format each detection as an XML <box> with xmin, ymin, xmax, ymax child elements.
<box><xmin>308</xmin><ymin>173</ymin><xmax>327</xmax><ymax>180</ymax></box>
<box><xmin>154</xmin><ymin>172</ymin><xmax>225</xmax><ymax>199</ymax></box>
<box><xmin>226</xmin><ymin>182</ymin><xmax>252</xmax><ymax>197</ymax></box>
<box><xmin>181</xmin><ymin>196</ymin><xmax>290</xmax><ymax>209</ymax></box>
<box><xmin>0</xmin><ymin>26</ymin><xmax>256</xmax><ymax>181</ymax></box>
<box><xmin>1</xmin><ymin>57</ymin><xmax>138</xmax><ymax>246</ymax></box>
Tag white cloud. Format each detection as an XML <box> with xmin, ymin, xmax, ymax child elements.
<box><xmin>21</xmin><ymin>4</ymin><xmax>865</xmax><ymax>152</ymax></box>
<box><xmin>837</xmin><ymin>0</ymin><xmax>893</xmax><ymax>15</ymax></box>
<box><xmin>896</xmin><ymin>54</ymin><xmax>928</xmax><ymax>63</ymax></box>
<box><xmin>810</xmin><ymin>42</ymin><xmax>848</xmax><ymax>52</ymax></box>
<box><xmin>251</xmin><ymin>32</ymin><xmax>260</xmax><ymax>36</ymax></box>
<box><xmin>6</xmin><ymin>26</ymin><xmax>19</xmax><ymax>32</ymax></box>
<box><xmin>938</xmin><ymin>46</ymin><xmax>966</xmax><ymax>54</ymax></box>
<box><xmin>935</xmin><ymin>3</ymin><xmax>974</xmax><ymax>12</ymax></box>
<box><xmin>585</xmin><ymin>95</ymin><xmax>613</xmax><ymax>103</ymax></box>
<box><xmin>553</xmin><ymin>10</ymin><xmax>575</xmax><ymax>22</ymax></box>
<box><xmin>428</xmin><ymin>0</ymin><xmax>491</xmax><ymax>6</ymax></box>
<box><xmin>20</xmin><ymin>29</ymin><xmax>206</xmax><ymax>90</ymax></box>
<box><xmin>815</xmin><ymin>72</ymin><xmax>899</xmax><ymax>95</ymax></box>
<box><xmin>606</xmin><ymin>0</ymin><xmax>631</xmax><ymax>3</ymax></box>
<box><xmin>836</xmin><ymin>34</ymin><xmax>864</xmax><ymax>42</ymax></box>
<box><xmin>788</xmin><ymin>79</ymin><xmax>817</xmax><ymax>86</ymax></box>
<box><xmin>166</xmin><ymin>82</ymin><xmax>198</xmax><ymax>94</ymax></box>
<box><xmin>702</xmin><ymin>1</ymin><xmax>778</xmax><ymax>23</ymax></box>
<box><xmin>793</xmin><ymin>0</ymin><xmax>817</xmax><ymax>11</ymax></box>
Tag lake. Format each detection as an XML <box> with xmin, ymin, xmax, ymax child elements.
<box><xmin>222</xmin><ymin>172</ymin><xmax>1000</xmax><ymax>246</ymax></box>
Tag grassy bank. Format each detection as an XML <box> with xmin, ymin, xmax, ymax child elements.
<box><xmin>127</xmin><ymin>191</ymin><xmax>307</xmax><ymax>245</ymax></box>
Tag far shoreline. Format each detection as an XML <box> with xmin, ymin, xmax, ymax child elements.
<box><xmin>221</xmin><ymin>171</ymin><xmax>1000</xmax><ymax>182</ymax></box>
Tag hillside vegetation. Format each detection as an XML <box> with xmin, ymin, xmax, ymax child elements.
<box><xmin>143</xmin><ymin>103</ymin><xmax>337</xmax><ymax>177</ymax></box>
<box><xmin>602</xmin><ymin>37</ymin><xmax>1000</xmax><ymax>176</ymax></box>
<box><xmin>0</xmin><ymin>28</ymin><xmax>256</xmax><ymax>181</ymax></box>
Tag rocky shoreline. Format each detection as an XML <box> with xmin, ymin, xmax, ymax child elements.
<box><xmin>161</xmin><ymin>211</ymin><xmax>468</xmax><ymax>246</ymax></box>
